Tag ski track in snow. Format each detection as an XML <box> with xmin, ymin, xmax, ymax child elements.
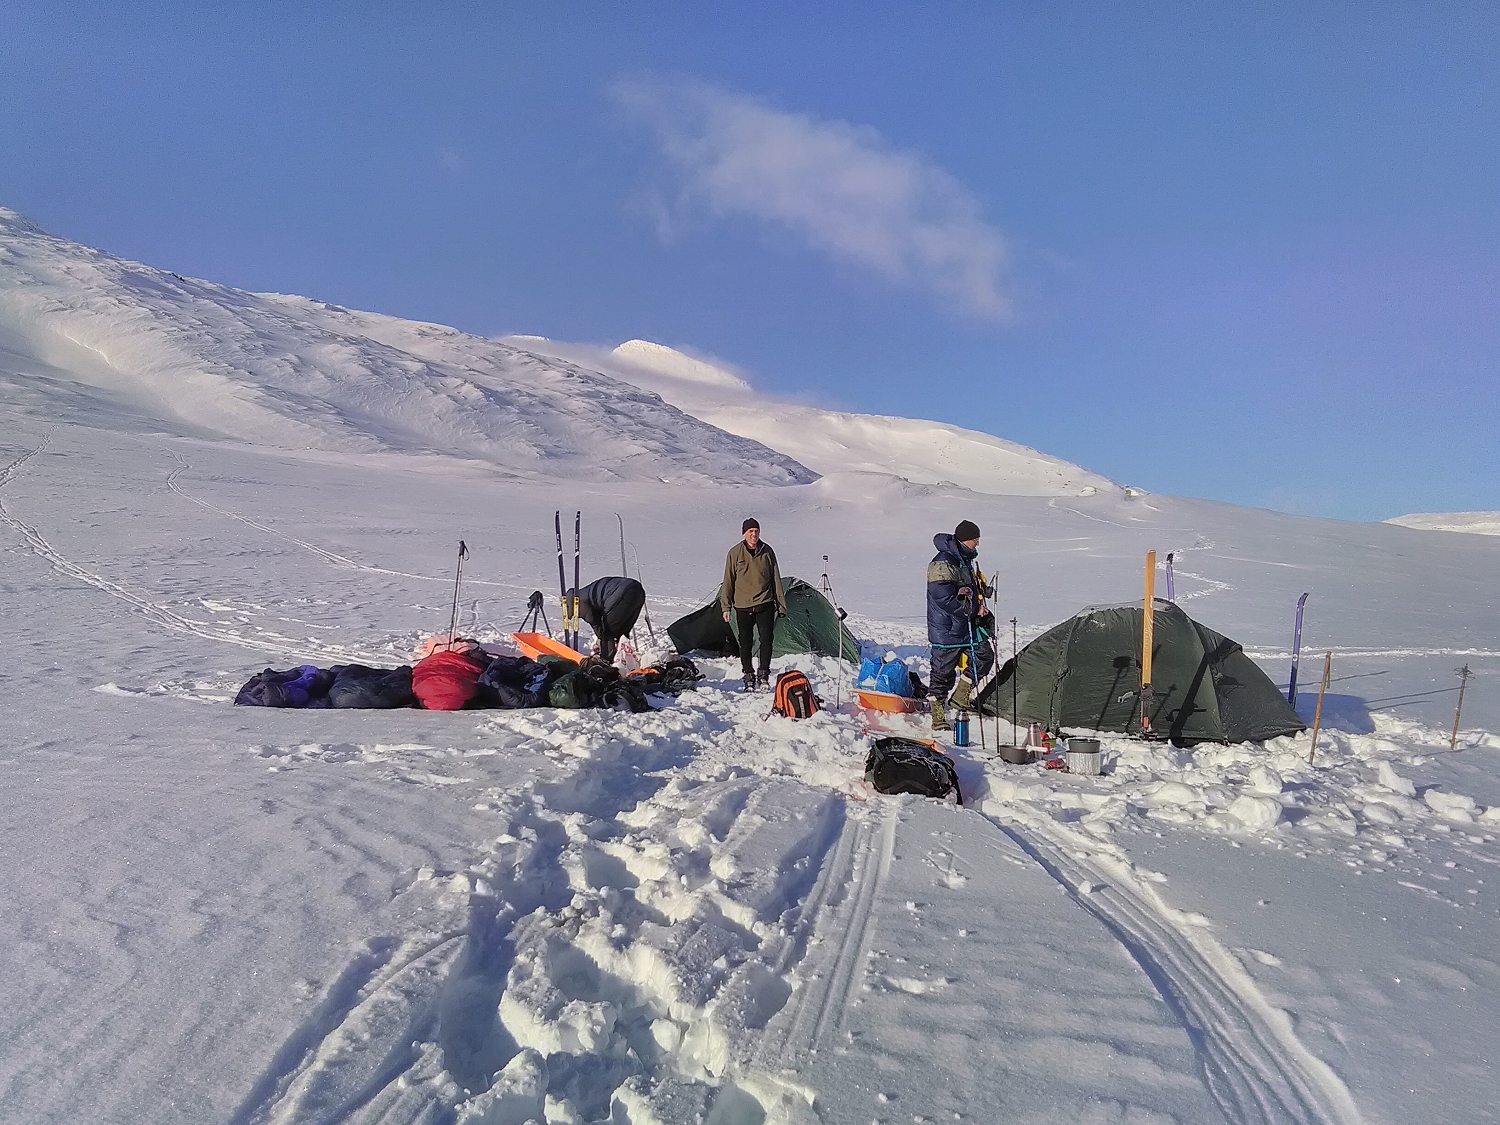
<box><xmin>225</xmin><ymin>672</ymin><xmax>1409</xmax><ymax>1125</ymax></box>
<box><xmin>163</xmin><ymin>448</ymin><xmax>529</xmax><ymax>593</ymax></box>
<box><xmin>0</xmin><ymin>439</ymin><xmax>392</xmax><ymax>665</ymax></box>
<box><xmin>982</xmin><ymin>806</ymin><xmax>1366</xmax><ymax>1125</ymax></box>
<box><xmin>752</xmin><ymin>802</ymin><xmax>896</xmax><ymax>1068</ymax></box>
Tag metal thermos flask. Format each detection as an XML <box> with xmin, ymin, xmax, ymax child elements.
<box><xmin>954</xmin><ymin>711</ymin><xmax>971</xmax><ymax>747</ymax></box>
<box><xmin>1026</xmin><ymin>721</ymin><xmax>1045</xmax><ymax>747</ymax></box>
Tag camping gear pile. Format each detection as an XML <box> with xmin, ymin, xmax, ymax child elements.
<box><xmin>236</xmin><ymin>644</ymin><xmax>703</xmax><ymax>713</ymax></box>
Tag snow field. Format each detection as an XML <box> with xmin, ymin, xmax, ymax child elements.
<box><xmin>231</xmin><ymin>642</ymin><xmax>1500</xmax><ymax>1124</ymax></box>
<box><xmin>4</xmin><ymin>214</ymin><xmax>1500</xmax><ymax>1124</ymax></box>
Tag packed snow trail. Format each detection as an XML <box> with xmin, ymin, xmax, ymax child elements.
<box><xmin>983</xmin><ymin>807</ymin><xmax>1367</xmax><ymax>1125</ymax></box>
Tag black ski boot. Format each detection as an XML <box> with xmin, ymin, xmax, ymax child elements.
<box><xmin>756</xmin><ymin>671</ymin><xmax>771</xmax><ymax>692</ymax></box>
<box><xmin>742</xmin><ymin>674</ymin><xmax>757</xmax><ymax>693</ymax></box>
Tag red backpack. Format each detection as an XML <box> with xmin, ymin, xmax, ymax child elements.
<box><xmin>770</xmin><ymin>670</ymin><xmax>821</xmax><ymax>719</ymax></box>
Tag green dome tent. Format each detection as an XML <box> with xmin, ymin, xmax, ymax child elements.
<box><xmin>976</xmin><ymin>601</ymin><xmax>1305</xmax><ymax>745</ymax></box>
<box><xmin>668</xmin><ymin>577</ymin><xmax>861</xmax><ymax>663</ymax></box>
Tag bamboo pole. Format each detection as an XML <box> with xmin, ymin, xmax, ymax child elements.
<box><xmin>1140</xmin><ymin>550</ymin><xmax>1156</xmax><ymax>734</ymax></box>
<box><xmin>1451</xmin><ymin>664</ymin><xmax>1472</xmax><ymax>751</ymax></box>
<box><xmin>1308</xmin><ymin>652</ymin><xmax>1332</xmax><ymax>764</ymax></box>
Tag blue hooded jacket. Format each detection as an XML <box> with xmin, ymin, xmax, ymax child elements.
<box><xmin>926</xmin><ymin>533</ymin><xmax>984</xmax><ymax>646</ymax></box>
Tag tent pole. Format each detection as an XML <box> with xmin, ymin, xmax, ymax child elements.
<box><xmin>1010</xmin><ymin>617</ymin><xmax>1019</xmax><ymax>748</ymax></box>
<box><xmin>820</xmin><ymin>557</ymin><xmax>853</xmax><ymax>709</ymax></box>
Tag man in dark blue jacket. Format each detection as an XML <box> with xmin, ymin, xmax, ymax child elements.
<box><xmin>927</xmin><ymin>520</ymin><xmax>995</xmax><ymax>731</ymax></box>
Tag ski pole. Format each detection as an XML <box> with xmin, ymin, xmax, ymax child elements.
<box><xmin>554</xmin><ymin>511</ymin><xmax>567</xmax><ymax>642</ymax></box>
<box><xmin>966</xmin><ymin>622</ymin><xmax>987</xmax><ymax>753</ymax></box>
<box><xmin>616</xmin><ymin>513</ymin><xmax>637</xmax><ymax>649</ymax></box>
<box><xmin>1288</xmin><ymin>592</ymin><xmax>1309</xmax><ymax>705</ymax></box>
<box><xmin>446</xmin><ymin>540</ymin><xmax>469</xmax><ymax>648</ymax></box>
<box><xmin>572</xmin><ymin>511</ymin><xmax>582</xmax><ymax>651</ymax></box>
<box><xmin>632</xmin><ymin>547</ymin><xmax>657</xmax><ymax>643</ymax></box>
<box><xmin>1165</xmin><ymin>552</ymin><xmax>1175</xmax><ymax>602</ymax></box>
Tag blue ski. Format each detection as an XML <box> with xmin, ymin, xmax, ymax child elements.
<box><xmin>1287</xmin><ymin>592</ymin><xmax>1309</xmax><ymax>705</ymax></box>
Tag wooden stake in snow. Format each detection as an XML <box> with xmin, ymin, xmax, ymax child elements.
<box><xmin>1139</xmin><ymin>550</ymin><xmax>1157</xmax><ymax>735</ymax></box>
<box><xmin>1451</xmin><ymin>664</ymin><xmax>1473</xmax><ymax>751</ymax></box>
<box><xmin>1308</xmin><ymin>651</ymin><xmax>1332</xmax><ymax>764</ymax></box>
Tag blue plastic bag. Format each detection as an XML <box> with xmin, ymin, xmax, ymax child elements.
<box><xmin>873</xmin><ymin>659</ymin><xmax>912</xmax><ymax>698</ymax></box>
<box><xmin>856</xmin><ymin>657</ymin><xmax>882</xmax><ymax>688</ymax></box>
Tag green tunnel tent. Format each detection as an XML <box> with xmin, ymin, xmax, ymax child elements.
<box><xmin>668</xmin><ymin>577</ymin><xmax>862</xmax><ymax>663</ymax></box>
<box><xmin>976</xmin><ymin>600</ymin><xmax>1305</xmax><ymax>745</ymax></box>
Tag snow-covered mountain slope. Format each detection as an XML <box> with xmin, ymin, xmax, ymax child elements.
<box><xmin>0</xmin><ymin>210</ymin><xmax>812</xmax><ymax>485</ymax></box>
<box><xmin>1386</xmin><ymin>511</ymin><xmax>1500</xmax><ymax>536</ymax></box>
<box><xmin>506</xmin><ymin>336</ymin><xmax>1117</xmax><ymax>497</ymax></box>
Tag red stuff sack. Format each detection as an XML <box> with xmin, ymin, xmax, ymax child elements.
<box><xmin>411</xmin><ymin>649</ymin><xmax>487</xmax><ymax>711</ymax></box>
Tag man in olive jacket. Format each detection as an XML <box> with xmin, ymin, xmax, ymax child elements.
<box><xmin>721</xmin><ymin>518</ymin><xmax>787</xmax><ymax>691</ymax></box>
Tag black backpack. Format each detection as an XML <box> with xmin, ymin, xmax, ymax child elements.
<box><xmin>770</xmin><ymin>669</ymin><xmax>820</xmax><ymax>719</ymax></box>
<box><xmin>865</xmin><ymin>737</ymin><xmax>962</xmax><ymax>803</ymax></box>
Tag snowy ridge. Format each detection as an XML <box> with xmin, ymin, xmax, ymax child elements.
<box><xmin>504</xmin><ymin>336</ymin><xmax>1117</xmax><ymax>497</ymax></box>
<box><xmin>0</xmin><ymin>210</ymin><xmax>812</xmax><ymax>485</ymax></box>
<box><xmin>1385</xmin><ymin>511</ymin><xmax>1500</xmax><ymax>536</ymax></box>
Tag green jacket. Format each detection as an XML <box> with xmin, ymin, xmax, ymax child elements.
<box><xmin>721</xmin><ymin>540</ymin><xmax>787</xmax><ymax>614</ymax></box>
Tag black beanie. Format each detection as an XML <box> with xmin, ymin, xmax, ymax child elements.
<box><xmin>742</xmin><ymin>517</ymin><xmax>760</xmax><ymax>533</ymax></box>
<box><xmin>954</xmin><ymin>519</ymin><xmax>981</xmax><ymax>542</ymax></box>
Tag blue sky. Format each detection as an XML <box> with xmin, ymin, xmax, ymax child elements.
<box><xmin>3</xmin><ymin>2</ymin><xmax>1496</xmax><ymax>521</ymax></box>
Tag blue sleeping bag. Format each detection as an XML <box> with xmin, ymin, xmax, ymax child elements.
<box><xmin>234</xmin><ymin>665</ymin><xmax>337</xmax><ymax>707</ymax></box>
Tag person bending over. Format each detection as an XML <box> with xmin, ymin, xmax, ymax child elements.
<box><xmin>569</xmin><ymin>575</ymin><xmax>646</xmax><ymax>663</ymax></box>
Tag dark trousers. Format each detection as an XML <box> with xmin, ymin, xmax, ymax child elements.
<box><xmin>930</xmin><ymin>639</ymin><xmax>994</xmax><ymax>701</ymax></box>
<box><xmin>735</xmin><ymin>606</ymin><xmax>776</xmax><ymax>677</ymax></box>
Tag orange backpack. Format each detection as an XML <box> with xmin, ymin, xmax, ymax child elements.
<box><xmin>770</xmin><ymin>669</ymin><xmax>821</xmax><ymax>719</ymax></box>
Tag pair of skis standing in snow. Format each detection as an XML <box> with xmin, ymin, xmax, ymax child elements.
<box><xmin>551</xmin><ymin>511</ymin><xmax>653</xmax><ymax>664</ymax></box>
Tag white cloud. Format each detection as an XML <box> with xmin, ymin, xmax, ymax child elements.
<box><xmin>616</xmin><ymin>79</ymin><xmax>1010</xmax><ymax>320</ymax></box>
